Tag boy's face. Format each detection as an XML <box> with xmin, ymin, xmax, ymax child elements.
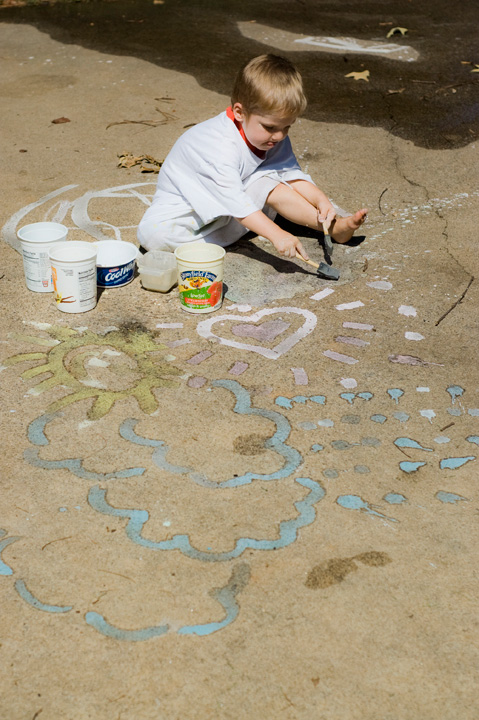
<box><xmin>233</xmin><ymin>103</ymin><xmax>296</xmax><ymax>152</ymax></box>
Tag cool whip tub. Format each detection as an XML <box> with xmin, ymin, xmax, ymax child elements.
<box><xmin>95</xmin><ymin>240</ymin><xmax>138</xmax><ymax>288</ymax></box>
<box><xmin>17</xmin><ymin>222</ymin><xmax>68</xmax><ymax>292</ymax></box>
<box><xmin>174</xmin><ymin>242</ymin><xmax>225</xmax><ymax>313</ymax></box>
<box><xmin>49</xmin><ymin>241</ymin><xmax>97</xmax><ymax>313</ymax></box>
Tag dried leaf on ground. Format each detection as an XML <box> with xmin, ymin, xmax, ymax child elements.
<box><xmin>387</xmin><ymin>27</ymin><xmax>408</xmax><ymax>38</ymax></box>
<box><xmin>51</xmin><ymin>117</ymin><xmax>70</xmax><ymax>124</ymax></box>
<box><xmin>345</xmin><ymin>70</ymin><xmax>370</xmax><ymax>82</ymax></box>
<box><xmin>117</xmin><ymin>152</ymin><xmax>163</xmax><ymax>173</ymax></box>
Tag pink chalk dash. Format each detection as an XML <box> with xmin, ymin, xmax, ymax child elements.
<box><xmin>187</xmin><ymin>350</ymin><xmax>213</xmax><ymax>365</ymax></box>
<box><xmin>291</xmin><ymin>367</ymin><xmax>309</xmax><ymax>385</ymax></box>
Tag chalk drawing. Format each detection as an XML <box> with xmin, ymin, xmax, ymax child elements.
<box><xmin>3</xmin><ymin>326</ymin><xmax>180</xmax><ymax>420</ymax></box>
<box><xmin>196</xmin><ymin>308</ymin><xmax>317</xmax><ymax>360</ymax></box>
<box><xmin>237</xmin><ymin>22</ymin><xmax>419</xmax><ymax>62</ymax></box>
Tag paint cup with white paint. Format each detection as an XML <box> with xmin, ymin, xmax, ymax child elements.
<box><xmin>174</xmin><ymin>242</ymin><xmax>225</xmax><ymax>313</ymax></box>
<box><xmin>17</xmin><ymin>222</ymin><xmax>68</xmax><ymax>292</ymax></box>
<box><xmin>49</xmin><ymin>241</ymin><xmax>98</xmax><ymax>313</ymax></box>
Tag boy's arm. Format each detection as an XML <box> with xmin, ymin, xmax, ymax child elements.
<box><xmin>236</xmin><ymin>210</ymin><xmax>309</xmax><ymax>260</ymax></box>
<box><xmin>288</xmin><ymin>179</ymin><xmax>336</xmax><ymax>226</ymax></box>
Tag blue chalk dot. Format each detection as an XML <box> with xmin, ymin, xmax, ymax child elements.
<box><xmin>371</xmin><ymin>414</ymin><xmax>387</xmax><ymax>424</ymax></box>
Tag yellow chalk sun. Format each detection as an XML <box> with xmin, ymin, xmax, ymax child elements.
<box><xmin>4</xmin><ymin>325</ymin><xmax>180</xmax><ymax>420</ymax></box>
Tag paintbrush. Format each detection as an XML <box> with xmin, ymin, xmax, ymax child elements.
<box><xmin>322</xmin><ymin>218</ymin><xmax>334</xmax><ymax>266</ymax></box>
<box><xmin>295</xmin><ymin>252</ymin><xmax>340</xmax><ymax>280</ymax></box>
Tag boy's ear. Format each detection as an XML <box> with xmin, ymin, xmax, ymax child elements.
<box><xmin>232</xmin><ymin>102</ymin><xmax>246</xmax><ymax>122</ymax></box>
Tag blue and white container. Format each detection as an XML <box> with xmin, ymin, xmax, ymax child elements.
<box><xmin>95</xmin><ymin>240</ymin><xmax>138</xmax><ymax>288</ymax></box>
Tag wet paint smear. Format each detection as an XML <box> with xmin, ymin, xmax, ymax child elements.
<box><xmin>394</xmin><ymin>437</ymin><xmax>432</xmax><ymax>451</ymax></box>
<box><xmin>331</xmin><ymin>440</ymin><xmax>358</xmax><ymax>451</ymax></box>
<box><xmin>341</xmin><ymin>414</ymin><xmax>361</xmax><ymax>424</ymax></box>
<box><xmin>447</xmin><ymin>385</ymin><xmax>464</xmax><ymax>404</ymax></box>
<box><xmin>384</xmin><ymin>493</ymin><xmax>408</xmax><ymax>504</ymax></box>
<box><xmin>387</xmin><ymin>388</ymin><xmax>404</xmax><ymax>404</ymax></box>
<box><xmin>88</xmin><ymin>477</ymin><xmax>325</xmax><ymax>562</ymax></box>
<box><xmin>371</xmin><ymin>414</ymin><xmax>387</xmax><ymax>424</ymax></box>
<box><xmin>86</xmin><ymin>564</ymin><xmax>251</xmax><ymax>640</ymax></box>
<box><xmin>298</xmin><ymin>421</ymin><xmax>317</xmax><ymax>430</ymax></box>
<box><xmin>420</xmin><ymin>409</ymin><xmax>436</xmax><ymax>423</ymax></box>
<box><xmin>336</xmin><ymin>495</ymin><xmax>397</xmax><ymax>522</ymax></box>
<box><xmin>0</xmin><ymin>534</ymin><xmax>21</xmax><ymax>576</ymax></box>
<box><xmin>26</xmin><ymin>413</ymin><xmax>145</xmax><ymax>481</ymax></box>
<box><xmin>14</xmin><ymin>579</ymin><xmax>73</xmax><ymax>613</ymax></box>
<box><xmin>317</xmin><ymin>419</ymin><xmax>334</xmax><ymax>427</ymax></box>
<box><xmin>435</xmin><ymin>491</ymin><xmax>469</xmax><ymax>504</ymax></box>
<box><xmin>85</xmin><ymin>613</ymin><xmax>169</xmax><ymax>641</ymax></box>
<box><xmin>439</xmin><ymin>456</ymin><xmax>475</xmax><ymax>470</ymax></box>
<box><xmin>354</xmin><ymin>465</ymin><xmax>370</xmax><ymax>474</ymax></box>
<box><xmin>275</xmin><ymin>395</ymin><xmax>325</xmax><ymax>409</ymax></box>
<box><xmin>323</xmin><ymin>469</ymin><xmax>339</xmax><ymax>479</ymax></box>
<box><xmin>340</xmin><ymin>392</ymin><xmax>373</xmax><ymax>404</ymax></box>
<box><xmin>399</xmin><ymin>461</ymin><xmax>427</xmax><ymax>473</ymax></box>
<box><xmin>361</xmin><ymin>437</ymin><xmax>381</xmax><ymax>447</ymax></box>
<box><xmin>123</xmin><ymin>380</ymin><xmax>302</xmax><ymax>489</ymax></box>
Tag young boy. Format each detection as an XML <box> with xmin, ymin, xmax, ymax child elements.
<box><xmin>137</xmin><ymin>54</ymin><xmax>367</xmax><ymax>261</ymax></box>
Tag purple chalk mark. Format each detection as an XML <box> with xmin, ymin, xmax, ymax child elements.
<box><xmin>229</xmin><ymin>361</ymin><xmax>249</xmax><ymax>376</ymax></box>
<box><xmin>188</xmin><ymin>376</ymin><xmax>207</xmax><ymax>388</ymax></box>
<box><xmin>167</xmin><ymin>338</ymin><xmax>192</xmax><ymax>348</ymax></box>
<box><xmin>343</xmin><ymin>321</ymin><xmax>374</xmax><ymax>331</ymax></box>
<box><xmin>291</xmin><ymin>367</ymin><xmax>308</xmax><ymax>385</ymax></box>
<box><xmin>335</xmin><ymin>336</ymin><xmax>370</xmax><ymax>348</ymax></box>
<box><xmin>323</xmin><ymin>350</ymin><xmax>359</xmax><ymax>365</ymax></box>
<box><xmin>231</xmin><ymin>319</ymin><xmax>290</xmax><ymax>342</ymax></box>
<box><xmin>389</xmin><ymin>354</ymin><xmax>444</xmax><ymax>367</ymax></box>
<box><xmin>187</xmin><ymin>350</ymin><xmax>213</xmax><ymax>365</ymax></box>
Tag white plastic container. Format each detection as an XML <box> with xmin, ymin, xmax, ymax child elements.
<box><xmin>17</xmin><ymin>222</ymin><xmax>68</xmax><ymax>292</ymax></box>
<box><xmin>174</xmin><ymin>242</ymin><xmax>225</xmax><ymax>313</ymax></box>
<box><xmin>137</xmin><ymin>250</ymin><xmax>177</xmax><ymax>292</ymax></box>
<box><xmin>49</xmin><ymin>241</ymin><xmax>98</xmax><ymax>313</ymax></box>
<box><xmin>95</xmin><ymin>240</ymin><xmax>138</xmax><ymax>288</ymax></box>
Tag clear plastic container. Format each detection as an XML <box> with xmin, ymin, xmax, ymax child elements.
<box><xmin>137</xmin><ymin>250</ymin><xmax>177</xmax><ymax>293</ymax></box>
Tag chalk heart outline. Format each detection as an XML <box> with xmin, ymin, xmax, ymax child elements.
<box><xmin>196</xmin><ymin>307</ymin><xmax>317</xmax><ymax>360</ymax></box>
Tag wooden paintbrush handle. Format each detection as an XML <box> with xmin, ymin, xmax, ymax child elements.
<box><xmin>295</xmin><ymin>252</ymin><xmax>319</xmax><ymax>269</ymax></box>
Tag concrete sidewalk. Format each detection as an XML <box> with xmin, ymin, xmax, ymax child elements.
<box><xmin>1</xmin><ymin>8</ymin><xmax>478</xmax><ymax>720</ymax></box>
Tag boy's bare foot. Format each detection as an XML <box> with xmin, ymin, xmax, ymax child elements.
<box><xmin>329</xmin><ymin>209</ymin><xmax>368</xmax><ymax>244</ymax></box>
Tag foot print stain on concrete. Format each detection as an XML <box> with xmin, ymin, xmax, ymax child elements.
<box><xmin>305</xmin><ymin>551</ymin><xmax>392</xmax><ymax>589</ymax></box>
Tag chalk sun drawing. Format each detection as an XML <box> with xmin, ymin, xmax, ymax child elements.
<box><xmin>3</xmin><ymin>325</ymin><xmax>180</xmax><ymax>420</ymax></box>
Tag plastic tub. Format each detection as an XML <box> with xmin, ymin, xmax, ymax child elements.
<box><xmin>137</xmin><ymin>250</ymin><xmax>177</xmax><ymax>293</ymax></box>
<box><xmin>49</xmin><ymin>241</ymin><xmax>97</xmax><ymax>313</ymax></box>
<box><xmin>17</xmin><ymin>222</ymin><xmax>68</xmax><ymax>292</ymax></box>
<box><xmin>95</xmin><ymin>240</ymin><xmax>139</xmax><ymax>288</ymax></box>
<box><xmin>174</xmin><ymin>242</ymin><xmax>225</xmax><ymax>313</ymax></box>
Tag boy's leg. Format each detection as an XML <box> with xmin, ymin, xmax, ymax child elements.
<box><xmin>265</xmin><ymin>182</ymin><xmax>367</xmax><ymax>244</ymax></box>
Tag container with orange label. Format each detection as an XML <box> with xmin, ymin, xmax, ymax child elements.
<box><xmin>174</xmin><ymin>242</ymin><xmax>225</xmax><ymax>314</ymax></box>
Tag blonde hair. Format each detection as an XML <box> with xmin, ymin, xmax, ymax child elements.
<box><xmin>231</xmin><ymin>54</ymin><xmax>307</xmax><ymax>118</ymax></box>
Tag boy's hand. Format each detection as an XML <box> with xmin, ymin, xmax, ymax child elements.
<box><xmin>317</xmin><ymin>203</ymin><xmax>336</xmax><ymax>231</ymax></box>
<box><xmin>272</xmin><ymin>233</ymin><xmax>309</xmax><ymax>261</ymax></box>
